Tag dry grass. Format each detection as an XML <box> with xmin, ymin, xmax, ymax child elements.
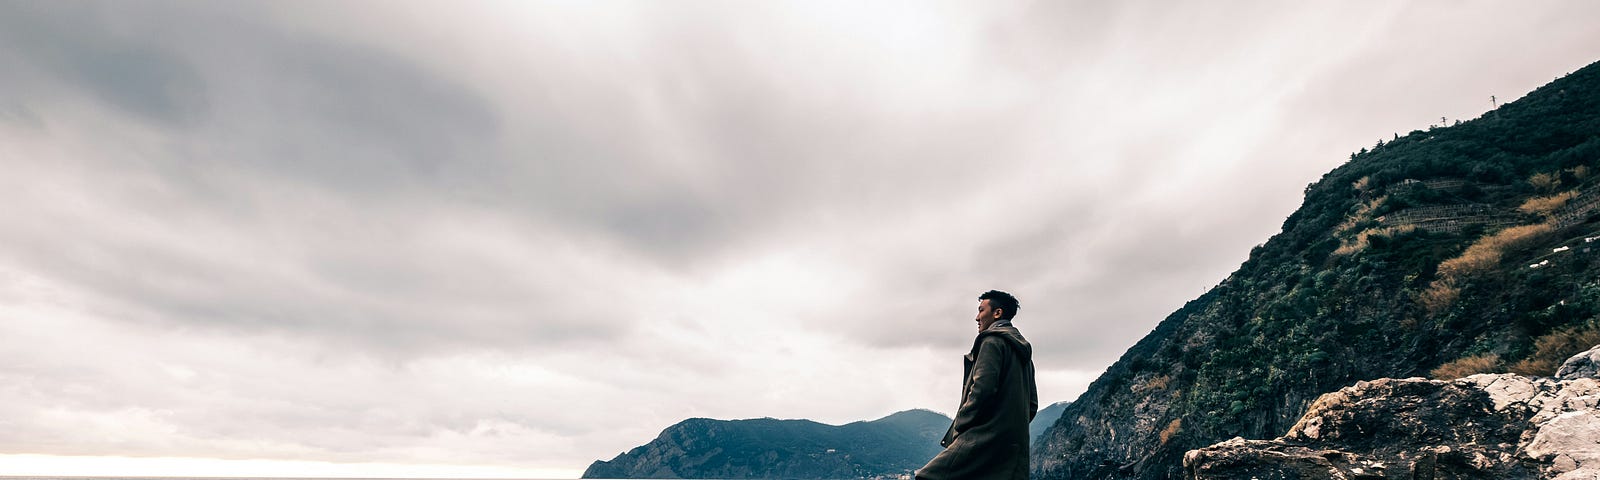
<box><xmin>1435</xmin><ymin>222</ymin><xmax>1555</xmax><ymax>279</ymax></box>
<box><xmin>1431</xmin><ymin>354</ymin><xmax>1501</xmax><ymax>380</ymax></box>
<box><xmin>1419</xmin><ymin>277</ymin><xmax>1461</xmax><ymax>315</ymax></box>
<box><xmin>1352</xmin><ymin>175</ymin><xmax>1372</xmax><ymax>193</ymax></box>
<box><xmin>1572</xmin><ymin>165</ymin><xmax>1591</xmax><ymax>180</ymax></box>
<box><xmin>1518</xmin><ymin>190</ymin><xmax>1578</xmax><ymax>217</ymax></box>
<box><xmin>1529</xmin><ymin>172</ymin><xmax>1560</xmax><ymax>192</ymax></box>
<box><xmin>1509</xmin><ymin>321</ymin><xmax>1600</xmax><ymax>376</ymax></box>
<box><xmin>1333</xmin><ymin>196</ymin><xmax>1388</xmax><ymax>236</ymax></box>
<box><xmin>1145</xmin><ymin>374</ymin><xmax>1170</xmax><ymax>391</ymax></box>
<box><xmin>1422</xmin><ymin>222</ymin><xmax>1555</xmax><ymax>314</ymax></box>
<box><xmin>1133</xmin><ymin>374</ymin><xmax>1171</xmax><ymax>393</ymax></box>
<box><xmin>1333</xmin><ymin>224</ymin><xmax>1412</xmax><ymax>256</ymax></box>
<box><xmin>1159</xmin><ymin>419</ymin><xmax>1182</xmax><ymax>446</ymax></box>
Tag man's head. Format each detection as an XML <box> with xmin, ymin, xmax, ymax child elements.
<box><xmin>976</xmin><ymin>290</ymin><xmax>1019</xmax><ymax>331</ymax></box>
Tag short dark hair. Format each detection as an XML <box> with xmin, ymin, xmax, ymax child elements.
<box><xmin>979</xmin><ymin>290</ymin><xmax>1019</xmax><ymax>320</ymax></box>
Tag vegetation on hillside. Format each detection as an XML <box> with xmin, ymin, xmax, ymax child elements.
<box><xmin>584</xmin><ymin>410</ymin><xmax>949</xmax><ymax>479</ymax></box>
<box><xmin>1034</xmin><ymin>60</ymin><xmax>1600</xmax><ymax>479</ymax></box>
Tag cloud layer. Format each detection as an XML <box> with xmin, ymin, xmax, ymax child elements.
<box><xmin>3</xmin><ymin>1</ymin><xmax>1599</xmax><ymax>475</ymax></box>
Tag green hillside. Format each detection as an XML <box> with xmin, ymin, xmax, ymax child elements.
<box><xmin>583</xmin><ymin>409</ymin><xmax>949</xmax><ymax>478</ymax></box>
<box><xmin>1033</xmin><ymin>59</ymin><xmax>1600</xmax><ymax>479</ymax></box>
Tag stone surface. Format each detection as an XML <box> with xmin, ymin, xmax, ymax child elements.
<box><xmin>1557</xmin><ymin>344</ymin><xmax>1600</xmax><ymax>380</ymax></box>
<box><xmin>1526</xmin><ymin>411</ymin><xmax>1600</xmax><ymax>477</ymax></box>
<box><xmin>1183</xmin><ymin>438</ymin><xmax>1351</xmax><ymax>480</ymax></box>
<box><xmin>1185</xmin><ymin>352</ymin><xmax>1600</xmax><ymax>479</ymax></box>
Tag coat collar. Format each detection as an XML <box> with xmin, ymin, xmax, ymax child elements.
<box><xmin>967</xmin><ymin>323</ymin><xmax>1032</xmax><ymax>359</ymax></box>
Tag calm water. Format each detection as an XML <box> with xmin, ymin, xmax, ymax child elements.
<box><xmin>0</xmin><ymin>477</ymin><xmax>894</xmax><ymax>480</ymax></box>
<box><xmin>1</xmin><ymin>478</ymin><xmax>590</xmax><ymax>480</ymax></box>
<box><xmin>0</xmin><ymin>478</ymin><xmax>582</xmax><ymax>480</ymax></box>
<box><xmin>0</xmin><ymin>476</ymin><xmax>588</xmax><ymax>480</ymax></box>
<box><xmin>0</xmin><ymin>476</ymin><xmax>889</xmax><ymax>480</ymax></box>
<box><xmin>0</xmin><ymin>476</ymin><xmax>569</xmax><ymax>480</ymax></box>
<box><xmin>0</xmin><ymin>477</ymin><xmax>829</xmax><ymax>480</ymax></box>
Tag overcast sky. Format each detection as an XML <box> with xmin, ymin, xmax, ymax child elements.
<box><xmin>2</xmin><ymin>1</ymin><xmax>1599</xmax><ymax>477</ymax></box>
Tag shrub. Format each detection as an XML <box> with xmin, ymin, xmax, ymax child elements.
<box><xmin>1529</xmin><ymin>172</ymin><xmax>1560</xmax><ymax>192</ymax></box>
<box><xmin>1145</xmin><ymin>374</ymin><xmax>1171</xmax><ymax>391</ymax></box>
<box><xmin>1159</xmin><ymin>419</ymin><xmax>1182</xmax><ymax>446</ymax></box>
<box><xmin>1131</xmin><ymin>374</ymin><xmax>1171</xmax><ymax>393</ymax></box>
<box><xmin>1431</xmin><ymin>354</ymin><xmax>1501</xmax><ymax>380</ymax></box>
<box><xmin>1509</xmin><ymin>320</ymin><xmax>1600</xmax><ymax>376</ymax></box>
<box><xmin>1419</xmin><ymin>277</ymin><xmax>1460</xmax><ymax>315</ymax></box>
<box><xmin>1333</xmin><ymin>224</ymin><xmax>1412</xmax><ymax>256</ymax></box>
<box><xmin>1334</xmin><ymin>196</ymin><xmax>1388</xmax><ymax>236</ymax></box>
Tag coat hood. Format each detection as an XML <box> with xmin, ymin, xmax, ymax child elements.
<box><xmin>974</xmin><ymin>325</ymin><xmax>1032</xmax><ymax>359</ymax></box>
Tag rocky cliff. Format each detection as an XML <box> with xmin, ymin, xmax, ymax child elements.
<box><xmin>1033</xmin><ymin>59</ymin><xmax>1600</xmax><ymax>479</ymax></box>
<box><xmin>1031</xmin><ymin>401</ymin><xmax>1071</xmax><ymax>443</ymax></box>
<box><xmin>1184</xmin><ymin>345</ymin><xmax>1600</xmax><ymax>479</ymax></box>
<box><xmin>582</xmin><ymin>409</ymin><xmax>950</xmax><ymax>478</ymax></box>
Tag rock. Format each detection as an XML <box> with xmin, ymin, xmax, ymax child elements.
<box><xmin>1183</xmin><ymin>437</ymin><xmax>1357</xmax><ymax>480</ymax></box>
<box><xmin>1557</xmin><ymin>344</ymin><xmax>1600</xmax><ymax>380</ymax></box>
<box><xmin>1185</xmin><ymin>355</ymin><xmax>1600</xmax><ymax>479</ymax></box>
<box><xmin>1463</xmin><ymin>373</ymin><xmax>1545</xmax><ymax>411</ymax></box>
<box><xmin>1526</xmin><ymin>411</ymin><xmax>1600</xmax><ymax>476</ymax></box>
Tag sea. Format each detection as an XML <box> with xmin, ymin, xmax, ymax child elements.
<box><xmin>0</xmin><ymin>478</ymin><xmax>898</xmax><ymax>480</ymax></box>
<box><xmin>1</xmin><ymin>478</ymin><xmax>601</xmax><ymax>480</ymax></box>
<box><xmin>3</xmin><ymin>476</ymin><xmax>588</xmax><ymax>480</ymax></box>
<box><xmin>0</xmin><ymin>477</ymin><xmax>885</xmax><ymax>480</ymax></box>
<box><xmin>0</xmin><ymin>478</ymin><xmax>594</xmax><ymax>480</ymax></box>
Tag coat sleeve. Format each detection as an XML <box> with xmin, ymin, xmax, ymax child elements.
<box><xmin>950</xmin><ymin>335</ymin><xmax>1008</xmax><ymax>437</ymax></box>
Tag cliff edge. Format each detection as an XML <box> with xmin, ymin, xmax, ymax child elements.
<box><xmin>1033</xmin><ymin>59</ymin><xmax>1600</xmax><ymax>479</ymax></box>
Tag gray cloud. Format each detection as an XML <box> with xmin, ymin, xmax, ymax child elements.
<box><xmin>0</xmin><ymin>2</ymin><xmax>209</xmax><ymax>126</ymax></box>
<box><xmin>0</xmin><ymin>1</ymin><xmax>502</xmax><ymax>190</ymax></box>
<box><xmin>3</xmin><ymin>1</ymin><xmax>1600</xmax><ymax>476</ymax></box>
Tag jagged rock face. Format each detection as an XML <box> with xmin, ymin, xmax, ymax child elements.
<box><xmin>1184</xmin><ymin>346</ymin><xmax>1600</xmax><ymax>479</ymax></box>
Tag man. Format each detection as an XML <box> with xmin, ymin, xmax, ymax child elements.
<box><xmin>916</xmin><ymin>290</ymin><xmax>1038</xmax><ymax>480</ymax></box>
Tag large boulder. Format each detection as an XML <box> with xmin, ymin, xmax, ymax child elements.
<box><xmin>1184</xmin><ymin>345</ymin><xmax>1600</xmax><ymax>479</ymax></box>
<box><xmin>1556</xmin><ymin>344</ymin><xmax>1600</xmax><ymax>380</ymax></box>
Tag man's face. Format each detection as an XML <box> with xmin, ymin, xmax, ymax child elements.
<box><xmin>976</xmin><ymin>299</ymin><xmax>1001</xmax><ymax>332</ymax></box>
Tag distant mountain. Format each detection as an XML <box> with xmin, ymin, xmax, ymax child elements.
<box><xmin>1033</xmin><ymin>59</ymin><xmax>1600</xmax><ymax>479</ymax></box>
<box><xmin>1030</xmin><ymin>401</ymin><xmax>1070</xmax><ymax>443</ymax></box>
<box><xmin>583</xmin><ymin>409</ymin><xmax>951</xmax><ymax>479</ymax></box>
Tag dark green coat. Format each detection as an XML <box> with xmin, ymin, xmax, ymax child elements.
<box><xmin>916</xmin><ymin>325</ymin><xmax>1038</xmax><ymax>480</ymax></box>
